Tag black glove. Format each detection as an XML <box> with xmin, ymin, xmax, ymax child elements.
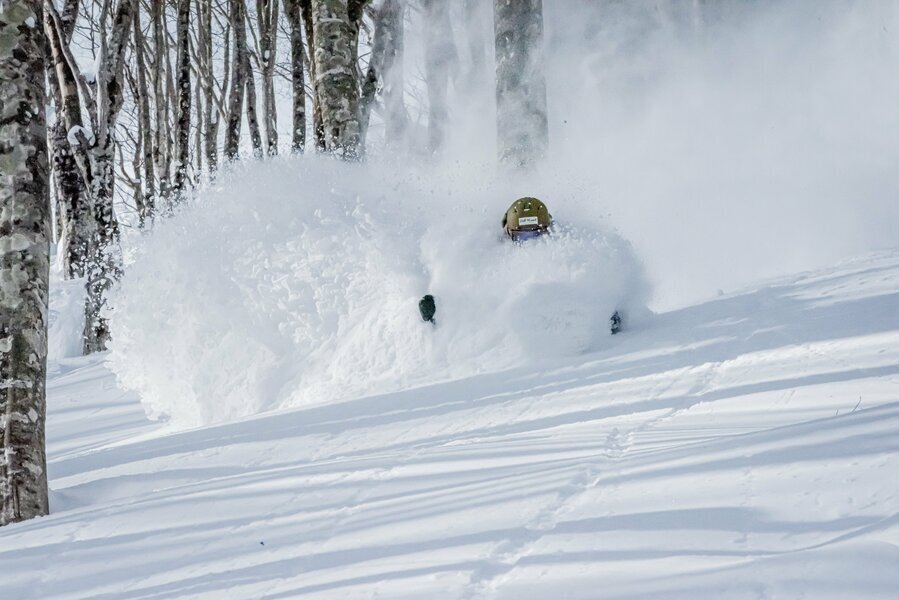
<box><xmin>419</xmin><ymin>295</ymin><xmax>437</xmax><ymax>323</ymax></box>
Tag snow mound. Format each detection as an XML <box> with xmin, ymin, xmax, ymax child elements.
<box><xmin>107</xmin><ymin>158</ymin><xmax>649</xmax><ymax>427</ymax></box>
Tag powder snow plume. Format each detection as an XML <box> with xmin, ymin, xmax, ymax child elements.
<box><xmin>107</xmin><ymin>158</ymin><xmax>648</xmax><ymax>427</ymax></box>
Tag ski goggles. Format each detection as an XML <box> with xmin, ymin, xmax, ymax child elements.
<box><xmin>508</xmin><ymin>228</ymin><xmax>548</xmax><ymax>242</ymax></box>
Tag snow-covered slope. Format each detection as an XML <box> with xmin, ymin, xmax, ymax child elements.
<box><xmin>2</xmin><ymin>251</ymin><xmax>897</xmax><ymax>598</ymax></box>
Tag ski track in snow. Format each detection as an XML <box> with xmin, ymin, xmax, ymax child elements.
<box><xmin>2</xmin><ymin>251</ymin><xmax>899</xmax><ymax>599</ymax></box>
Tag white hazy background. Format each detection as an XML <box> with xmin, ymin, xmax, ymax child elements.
<box><xmin>104</xmin><ymin>0</ymin><xmax>899</xmax><ymax>427</ymax></box>
<box><xmin>407</xmin><ymin>0</ymin><xmax>899</xmax><ymax>308</ymax></box>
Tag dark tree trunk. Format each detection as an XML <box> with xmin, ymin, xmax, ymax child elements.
<box><xmin>244</xmin><ymin>51</ymin><xmax>264</xmax><ymax>158</ymax></box>
<box><xmin>172</xmin><ymin>0</ymin><xmax>192</xmax><ymax>197</ymax></box>
<box><xmin>134</xmin><ymin>4</ymin><xmax>155</xmax><ymax>225</ymax></box>
<box><xmin>200</xmin><ymin>0</ymin><xmax>219</xmax><ymax>173</ymax></box>
<box><xmin>224</xmin><ymin>0</ymin><xmax>248</xmax><ymax>160</ymax></box>
<box><xmin>194</xmin><ymin>74</ymin><xmax>204</xmax><ymax>175</ymax></box>
<box><xmin>152</xmin><ymin>0</ymin><xmax>172</xmax><ymax>203</ymax></box>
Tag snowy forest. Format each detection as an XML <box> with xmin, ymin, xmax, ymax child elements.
<box><xmin>2</xmin><ymin>0</ymin><xmax>899</xmax><ymax>597</ymax></box>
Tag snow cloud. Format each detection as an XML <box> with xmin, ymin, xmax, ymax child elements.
<box><xmin>550</xmin><ymin>1</ymin><xmax>899</xmax><ymax>308</ymax></box>
<box><xmin>107</xmin><ymin>0</ymin><xmax>899</xmax><ymax>427</ymax></box>
<box><xmin>107</xmin><ymin>158</ymin><xmax>647</xmax><ymax>427</ymax></box>
<box><xmin>397</xmin><ymin>0</ymin><xmax>899</xmax><ymax>309</ymax></box>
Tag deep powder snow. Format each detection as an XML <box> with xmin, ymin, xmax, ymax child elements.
<box><xmin>107</xmin><ymin>159</ymin><xmax>649</xmax><ymax>427</ymax></box>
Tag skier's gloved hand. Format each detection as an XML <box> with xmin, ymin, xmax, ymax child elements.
<box><xmin>419</xmin><ymin>295</ymin><xmax>437</xmax><ymax>324</ymax></box>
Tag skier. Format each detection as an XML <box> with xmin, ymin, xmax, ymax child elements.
<box><xmin>502</xmin><ymin>196</ymin><xmax>553</xmax><ymax>242</ymax></box>
<box><xmin>418</xmin><ymin>197</ymin><xmax>623</xmax><ymax>333</ymax></box>
<box><xmin>418</xmin><ymin>197</ymin><xmax>550</xmax><ymax>324</ymax></box>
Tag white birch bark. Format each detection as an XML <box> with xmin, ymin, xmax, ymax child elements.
<box><xmin>44</xmin><ymin>0</ymin><xmax>91</xmax><ymax>279</ymax></box>
<box><xmin>45</xmin><ymin>0</ymin><xmax>131</xmax><ymax>354</ymax></box>
<box><xmin>82</xmin><ymin>0</ymin><xmax>134</xmax><ymax>354</ymax></box>
<box><xmin>300</xmin><ymin>0</ymin><xmax>326</xmax><ymax>151</ymax></box>
<box><xmin>310</xmin><ymin>0</ymin><xmax>362</xmax><ymax>159</ymax></box>
<box><xmin>284</xmin><ymin>0</ymin><xmax>306</xmax><ymax>153</ymax></box>
<box><xmin>0</xmin><ymin>0</ymin><xmax>51</xmax><ymax>526</ymax></box>
<box><xmin>44</xmin><ymin>0</ymin><xmax>88</xmax><ymax>277</ymax></box>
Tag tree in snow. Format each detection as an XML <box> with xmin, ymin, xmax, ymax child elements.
<box><xmin>149</xmin><ymin>0</ymin><xmax>172</xmax><ymax>204</ymax></box>
<box><xmin>131</xmin><ymin>2</ymin><xmax>155</xmax><ymax>224</ymax></box>
<box><xmin>171</xmin><ymin>0</ymin><xmax>192</xmax><ymax>198</ymax></box>
<box><xmin>196</xmin><ymin>0</ymin><xmax>221</xmax><ymax>174</ymax></box>
<box><xmin>284</xmin><ymin>0</ymin><xmax>307</xmax><ymax>153</ymax></box>
<box><xmin>494</xmin><ymin>0</ymin><xmax>548</xmax><ymax>168</ymax></box>
<box><xmin>224</xmin><ymin>0</ymin><xmax>249</xmax><ymax>161</ymax></box>
<box><xmin>222</xmin><ymin>0</ymin><xmax>262</xmax><ymax>160</ymax></box>
<box><xmin>0</xmin><ymin>0</ymin><xmax>51</xmax><ymax>526</ymax></box>
<box><xmin>310</xmin><ymin>0</ymin><xmax>364</xmax><ymax>159</ymax></box>
<box><xmin>243</xmin><ymin>33</ymin><xmax>264</xmax><ymax>159</ymax></box>
<box><xmin>257</xmin><ymin>0</ymin><xmax>279</xmax><ymax>156</ymax></box>
<box><xmin>44</xmin><ymin>0</ymin><xmax>135</xmax><ymax>354</ymax></box>
<box><xmin>360</xmin><ymin>0</ymin><xmax>406</xmax><ymax>149</ymax></box>
<box><xmin>43</xmin><ymin>0</ymin><xmax>89</xmax><ymax>278</ymax></box>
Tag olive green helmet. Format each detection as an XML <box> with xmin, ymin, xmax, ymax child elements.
<box><xmin>502</xmin><ymin>197</ymin><xmax>553</xmax><ymax>234</ymax></box>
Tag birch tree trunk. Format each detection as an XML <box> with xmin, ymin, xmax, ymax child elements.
<box><xmin>44</xmin><ymin>0</ymin><xmax>90</xmax><ymax>279</ymax></box>
<box><xmin>300</xmin><ymin>0</ymin><xmax>326</xmax><ymax>152</ymax></box>
<box><xmin>360</xmin><ymin>0</ymin><xmax>405</xmax><ymax>149</ymax></box>
<box><xmin>244</xmin><ymin>49</ymin><xmax>263</xmax><ymax>158</ymax></box>
<box><xmin>194</xmin><ymin>75</ymin><xmax>203</xmax><ymax>175</ymax></box>
<box><xmin>257</xmin><ymin>0</ymin><xmax>279</xmax><ymax>156</ymax></box>
<box><xmin>45</xmin><ymin>0</ymin><xmax>88</xmax><ymax>277</ymax></box>
<box><xmin>151</xmin><ymin>0</ymin><xmax>171</xmax><ymax>204</ymax></box>
<box><xmin>0</xmin><ymin>0</ymin><xmax>51</xmax><ymax>526</ymax></box>
<box><xmin>310</xmin><ymin>0</ymin><xmax>362</xmax><ymax>159</ymax></box>
<box><xmin>133</xmin><ymin>5</ymin><xmax>155</xmax><ymax>225</ymax></box>
<box><xmin>83</xmin><ymin>0</ymin><xmax>135</xmax><ymax>354</ymax></box>
<box><xmin>172</xmin><ymin>0</ymin><xmax>192</xmax><ymax>196</ymax></box>
<box><xmin>284</xmin><ymin>0</ymin><xmax>306</xmax><ymax>153</ymax></box>
<box><xmin>200</xmin><ymin>0</ymin><xmax>219</xmax><ymax>173</ymax></box>
<box><xmin>347</xmin><ymin>0</ymin><xmax>367</xmax><ymax>56</ymax></box>
<box><xmin>224</xmin><ymin>0</ymin><xmax>247</xmax><ymax>160</ymax></box>
<box><xmin>421</xmin><ymin>0</ymin><xmax>456</xmax><ymax>155</ymax></box>
<box><xmin>494</xmin><ymin>0</ymin><xmax>547</xmax><ymax>168</ymax></box>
